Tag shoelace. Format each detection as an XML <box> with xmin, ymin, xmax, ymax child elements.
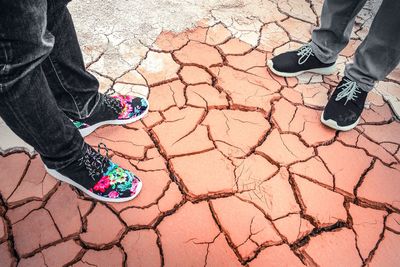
<box><xmin>104</xmin><ymin>88</ymin><xmax>123</xmax><ymax>115</ymax></box>
<box><xmin>335</xmin><ymin>78</ymin><xmax>361</xmax><ymax>105</ymax></box>
<box><xmin>78</xmin><ymin>143</ymin><xmax>110</xmax><ymax>181</ymax></box>
<box><xmin>297</xmin><ymin>45</ymin><xmax>315</xmax><ymax>65</ymax></box>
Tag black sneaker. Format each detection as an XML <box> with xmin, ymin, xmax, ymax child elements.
<box><xmin>267</xmin><ymin>44</ymin><xmax>336</xmax><ymax>77</ymax></box>
<box><xmin>45</xmin><ymin>144</ymin><xmax>142</xmax><ymax>202</ymax></box>
<box><xmin>321</xmin><ymin>77</ymin><xmax>368</xmax><ymax>131</ymax></box>
<box><xmin>72</xmin><ymin>92</ymin><xmax>149</xmax><ymax>137</ymax></box>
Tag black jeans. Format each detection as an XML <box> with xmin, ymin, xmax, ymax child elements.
<box><xmin>0</xmin><ymin>0</ymin><xmax>100</xmax><ymax>169</ymax></box>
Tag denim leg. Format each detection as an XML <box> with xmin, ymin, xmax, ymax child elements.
<box><xmin>41</xmin><ymin>0</ymin><xmax>100</xmax><ymax>121</ymax></box>
<box><xmin>0</xmin><ymin>0</ymin><xmax>84</xmax><ymax>170</ymax></box>
<box><xmin>345</xmin><ymin>0</ymin><xmax>400</xmax><ymax>92</ymax></box>
<box><xmin>310</xmin><ymin>0</ymin><xmax>368</xmax><ymax>64</ymax></box>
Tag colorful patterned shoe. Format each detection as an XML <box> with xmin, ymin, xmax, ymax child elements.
<box><xmin>45</xmin><ymin>144</ymin><xmax>142</xmax><ymax>202</ymax></box>
<box><xmin>73</xmin><ymin>93</ymin><xmax>149</xmax><ymax>137</ymax></box>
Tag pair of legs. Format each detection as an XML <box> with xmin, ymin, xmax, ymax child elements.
<box><xmin>0</xmin><ymin>0</ymin><xmax>98</xmax><ymax>170</ymax></box>
<box><xmin>0</xmin><ymin>0</ymin><xmax>148</xmax><ymax>202</ymax></box>
<box><xmin>311</xmin><ymin>0</ymin><xmax>400</xmax><ymax>92</ymax></box>
<box><xmin>269</xmin><ymin>0</ymin><xmax>400</xmax><ymax>130</ymax></box>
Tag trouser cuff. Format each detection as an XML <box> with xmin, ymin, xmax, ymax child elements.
<box><xmin>309</xmin><ymin>41</ymin><xmax>339</xmax><ymax>64</ymax></box>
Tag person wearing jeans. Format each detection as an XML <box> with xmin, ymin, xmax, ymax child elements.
<box><xmin>0</xmin><ymin>0</ymin><xmax>149</xmax><ymax>202</ymax></box>
<box><xmin>267</xmin><ymin>0</ymin><xmax>400</xmax><ymax>131</ymax></box>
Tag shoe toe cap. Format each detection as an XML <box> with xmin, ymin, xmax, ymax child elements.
<box><xmin>117</xmin><ymin>96</ymin><xmax>149</xmax><ymax>119</ymax></box>
<box><xmin>270</xmin><ymin>52</ymin><xmax>298</xmax><ymax>72</ymax></box>
<box><xmin>323</xmin><ymin>103</ymin><xmax>359</xmax><ymax>127</ymax></box>
<box><xmin>130</xmin><ymin>97</ymin><xmax>149</xmax><ymax>112</ymax></box>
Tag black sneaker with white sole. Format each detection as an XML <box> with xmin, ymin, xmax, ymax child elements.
<box><xmin>45</xmin><ymin>144</ymin><xmax>142</xmax><ymax>202</ymax></box>
<box><xmin>72</xmin><ymin>92</ymin><xmax>149</xmax><ymax>137</ymax></box>
<box><xmin>321</xmin><ymin>77</ymin><xmax>368</xmax><ymax>131</ymax></box>
<box><xmin>267</xmin><ymin>44</ymin><xmax>336</xmax><ymax>77</ymax></box>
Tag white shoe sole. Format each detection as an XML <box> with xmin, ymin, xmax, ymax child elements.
<box><xmin>267</xmin><ymin>59</ymin><xmax>337</xmax><ymax>78</ymax></box>
<box><xmin>320</xmin><ymin>111</ymin><xmax>359</xmax><ymax>131</ymax></box>
<box><xmin>79</xmin><ymin>99</ymin><xmax>149</xmax><ymax>137</ymax></box>
<box><xmin>45</xmin><ymin>167</ymin><xmax>143</xmax><ymax>203</ymax></box>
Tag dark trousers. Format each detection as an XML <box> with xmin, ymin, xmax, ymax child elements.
<box><xmin>0</xmin><ymin>0</ymin><xmax>99</xmax><ymax>169</ymax></box>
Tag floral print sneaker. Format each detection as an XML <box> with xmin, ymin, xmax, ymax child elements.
<box><xmin>73</xmin><ymin>93</ymin><xmax>149</xmax><ymax>137</ymax></box>
<box><xmin>45</xmin><ymin>143</ymin><xmax>142</xmax><ymax>202</ymax></box>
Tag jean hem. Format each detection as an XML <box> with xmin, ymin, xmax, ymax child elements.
<box><xmin>309</xmin><ymin>41</ymin><xmax>338</xmax><ymax>65</ymax></box>
<box><xmin>344</xmin><ymin>69</ymin><xmax>375</xmax><ymax>92</ymax></box>
<box><xmin>41</xmin><ymin>140</ymin><xmax>85</xmax><ymax>171</ymax></box>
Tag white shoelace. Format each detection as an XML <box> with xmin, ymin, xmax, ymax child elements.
<box><xmin>78</xmin><ymin>143</ymin><xmax>109</xmax><ymax>181</ymax></box>
<box><xmin>335</xmin><ymin>78</ymin><xmax>361</xmax><ymax>105</ymax></box>
<box><xmin>103</xmin><ymin>88</ymin><xmax>122</xmax><ymax>114</ymax></box>
<box><xmin>297</xmin><ymin>45</ymin><xmax>314</xmax><ymax>65</ymax></box>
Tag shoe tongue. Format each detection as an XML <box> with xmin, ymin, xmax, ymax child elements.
<box><xmin>333</xmin><ymin>78</ymin><xmax>367</xmax><ymax>107</ymax></box>
<box><xmin>84</xmin><ymin>145</ymin><xmax>110</xmax><ymax>178</ymax></box>
<box><xmin>104</xmin><ymin>94</ymin><xmax>123</xmax><ymax>114</ymax></box>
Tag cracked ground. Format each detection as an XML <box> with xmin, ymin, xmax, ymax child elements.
<box><xmin>1</xmin><ymin>0</ymin><xmax>400</xmax><ymax>266</ymax></box>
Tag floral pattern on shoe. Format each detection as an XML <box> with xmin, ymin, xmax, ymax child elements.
<box><xmin>71</xmin><ymin>95</ymin><xmax>149</xmax><ymax>133</ymax></box>
<box><xmin>112</xmin><ymin>95</ymin><xmax>148</xmax><ymax>120</ymax></box>
<box><xmin>73</xmin><ymin>120</ymin><xmax>90</xmax><ymax>130</ymax></box>
<box><xmin>89</xmin><ymin>161</ymin><xmax>141</xmax><ymax>199</ymax></box>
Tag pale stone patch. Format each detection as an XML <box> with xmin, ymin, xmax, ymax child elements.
<box><xmin>0</xmin><ymin>119</ymin><xmax>34</xmax><ymax>155</ymax></box>
<box><xmin>375</xmin><ymin>81</ymin><xmax>400</xmax><ymax>119</ymax></box>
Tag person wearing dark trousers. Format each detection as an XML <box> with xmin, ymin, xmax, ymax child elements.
<box><xmin>268</xmin><ymin>0</ymin><xmax>400</xmax><ymax>131</ymax></box>
<box><xmin>0</xmin><ymin>0</ymin><xmax>149</xmax><ymax>202</ymax></box>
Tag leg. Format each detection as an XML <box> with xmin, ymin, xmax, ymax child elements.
<box><xmin>41</xmin><ymin>0</ymin><xmax>149</xmax><ymax>138</ymax></box>
<box><xmin>0</xmin><ymin>0</ymin><xmax>144</xmax><ymax>202</ymax></box>
<box><xmin>266</xmin><ymin>0</ymin><xmax>367</xmax><ymax>78</ymax></box>
<box><xmin>41</xmin><ymin>0</ymin><xmax>100</xmax><ymax>120</ymax></box>
<box><xmin>345</xmin><ymin>0</ymin><xmax>400</xmax><ymax>91</ymax></box>
<box><xmin>310</xmin><ymin>0</ymin><xmax>368</xmax><ymax>64</ymax></box>
<box><xmin>0</xmin><ymin>0</ymin><xmax>84</xmax><ymax>170</ymax></box>
<box><xmin>321</xmin><ymin>0</ymin><xmax>400</xmax><ymax>130</ymax></box>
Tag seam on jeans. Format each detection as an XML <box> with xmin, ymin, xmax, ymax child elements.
<box><xmin>48</xmin><ymin>55</ymin><xmax>82</xmax><ymax>119</ymax></box>
<box><xmin>0</xmin><ymin>42</ymin><xmax>10</xmax><ymax>92</ymax></box>
<box><xmin>0</xmin><ymin>42</ymin><xmax>9</xmax><ymax>73</ymax></box>
<box><xmin>5</xmin><ymin>99</ymin><xmax>80</xmax><ymax>170</ymax></box>
<box><xmin>4</xmin><ymin>99</ymin><xmax>44</xmax><ymax>156</ymax></box>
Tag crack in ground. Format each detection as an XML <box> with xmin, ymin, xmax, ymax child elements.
<box><xmin>2</xmin><ymin>7</ymin><xmax>400</xmax><ymax>265</ymax></box>
<box><xmin>363</xmin><ymin>214</ymin><xmax>389</xmax><ymax>266</ymax></box>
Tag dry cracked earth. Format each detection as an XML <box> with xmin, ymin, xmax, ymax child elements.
<box><xmin>1</xmin><ymin>0</ymin><xmax>400</xmax><ymax>266</ymax></box>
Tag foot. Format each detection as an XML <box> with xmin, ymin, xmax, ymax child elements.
<box><xmin>267</xmin><ymin>44</ymin><xmax>336</xmax><ymax>77</ymax></box>
<box><xmin>321</xmin><ymin>77</ymin><xmax>368</xmax><ymax>131</ymax></box>
<box><xmin>73</xmin><ymin>93</ymin><xmax>149</xmax><ymax>137</ymax></box>
<box><xmin>45</xmin><ymin>144</ymin><xmax>142</xmax><ymax>202</ymax></box>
